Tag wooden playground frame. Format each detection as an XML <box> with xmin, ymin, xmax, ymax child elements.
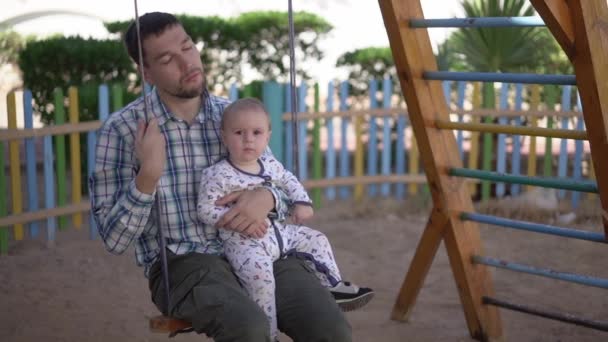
<box><xmin>380</xmin><ymin>0</ymin><xmax>608</xmax><ymax>340</ymax></box>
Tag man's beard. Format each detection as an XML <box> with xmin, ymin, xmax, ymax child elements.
<box><xmin>172</xmin><ymin>71</ymin><xmax>206</xmax><ymax>99</ymax></box>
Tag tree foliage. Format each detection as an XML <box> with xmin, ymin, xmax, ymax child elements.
<box><xmin>0</xmin><ymin>30</ymin><xmax>32</xmax><ymax>65</ymax></box>
<box><xmin>105</xmin><ymin>11</ymin><xmax>332</xmax><ymax>86</ymax></box>
<box><xmin>336</xmin><ymin>47</ymin><xmax>395</xmax><ymax>96</ymax></box>
<box><xmin>18</xmin><ymin>36</ymin><xmax>135</xmax><ymax>124</ymax></box>
<box><xmin>446</xmin><ymin>0</ymin><xmax>570</xmax><ymax>74</ymax></box>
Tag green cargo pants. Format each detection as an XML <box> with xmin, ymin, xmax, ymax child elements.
<box><xmin>149</xmin><ymin>251</ymin><xmax>352</xmax><ymax>342</ymax></box>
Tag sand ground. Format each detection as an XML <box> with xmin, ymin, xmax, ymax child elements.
<box><xmin>1</xmin><ymin>198</ymin><xmax>607</xmax><ymax>342</ymax></box>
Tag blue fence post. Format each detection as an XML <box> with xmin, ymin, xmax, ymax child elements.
<box><xmin>496</xmin><ymin>83</ymin><xmax>509</xmax><ymax>197</ymax></box>
<box><xmin>339</xmin><ymin>81</ymin><xmax>350</xmax><ymax>199</ymax></box>
<box><xmin>263</xmin><ymin>81</ymin><xmax>285</xmax><ymax>164</ymax></box>
<box><xmin>325</xmin><ymin>81</ymin><xmax>336</xmax><ymax>200</ymax></box>
<box><xmin>511</xmin><ymin>84</ymin><xmax>523</xmax><ymax>196</ymax></box>
<box><xmin>229</xmin><ymin>83</ymin><xmax>239</xmax><ymax>101</ymax></box>
<box><xmin>367</xmin><ymin>79</ymin><xmax>378</xmax><ymax>197</ymax></box>
<box><xmin>297</xmin><ymin>83</ymin><xmax>308</xmax><ymax>180</ymax></box>
<box><xmin>23</xmin><ymin>90</ymin><xmax>39</xmax><ymax>237</ymax></box>
<box><xmin>284</xmin><ymin>84</ymin><xmax>294</xmax><ymax>172</ymax></box>
<box><xmin>557</xmin><ymin>85</ymin><xmax>572</xmax><ymax>199</ymax></box>
<box><xmin>456</xmin><ymin>81</ymin><xmax>466</xmax><ymax>160</ymax></box>
<box><xmin>381</xmin><ymin>78</ymin><xmax>392</xmax><ymax>197</ymax></box>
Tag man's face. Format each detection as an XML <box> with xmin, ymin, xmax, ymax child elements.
<box><xmin>142</xmin><ymin>24</ymin><xmax>205</xmax><ymax>99</ymax></box>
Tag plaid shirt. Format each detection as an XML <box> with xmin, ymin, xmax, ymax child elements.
<box><xmin>90</xmin><ymin>89</ymin><xmax>287</xmax><ymax>277</ymax></box>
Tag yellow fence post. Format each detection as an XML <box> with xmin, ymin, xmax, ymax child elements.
<box><xmin>7</xmin><ymin>92</ymin><xmax>24</xmax><ymax>240</ymax></box>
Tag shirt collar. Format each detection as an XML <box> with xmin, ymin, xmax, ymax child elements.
<box><xmin>147</xmin><ymin>87</ymin><xmax>212</xmax><ymax>126</ymax></box>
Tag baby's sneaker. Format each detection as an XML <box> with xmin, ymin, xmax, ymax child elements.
<box><xmin>330</xmin><ymin>281</ymin><xmax>374</xmax><ymax>312</ymax></box>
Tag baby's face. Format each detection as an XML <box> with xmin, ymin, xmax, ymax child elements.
<box><xmin>221</xmin><ymin>109</ymin><xmax>271</xmax><ymax>165</ymax></box>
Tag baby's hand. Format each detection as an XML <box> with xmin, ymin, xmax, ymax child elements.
<box><xmin>292</xmin><ymin>204</ymin><xmax>314</xmax><ymax>224</ymax></box>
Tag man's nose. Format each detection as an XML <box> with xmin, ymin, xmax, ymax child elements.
<box><xmin>176</xmin><ymin>55</ymin><xmax>190</xmax><ymax>71</ymax></box>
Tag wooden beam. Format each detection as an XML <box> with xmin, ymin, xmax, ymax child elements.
<box><xmin>0</xmin><ymin>121</ymin><xmax>101</xmax><ymax>142</ymax></box>
<box><xmin>531</xmin><ymin>0</ymin><xmax>575</xmax><ymax>59</ymax></box>
<box><xmin>567</xmin><ymin>0</ymin><xmax>608</xmax><ymax>235</ymax></box>
<box><xmin>391</xmin><ymin>207</ymin><xmax>446</xmax><ymax>321</ymax></box>
<box><xmin>0</xmin><ymin>201</ymin><xmax>91</xmax><ymax>227</ymax></box>
<box><xmin>149</xmin><ymin>315</ymin><xmax>191</xmax><ymax>335</ymax></box>
<box><xmin>378</xmin><ymin>0</ymin><xmax>502</xmax><ymax>340</ymax></box>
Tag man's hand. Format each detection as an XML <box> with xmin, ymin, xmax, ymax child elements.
<box><xmin>215</xmin><ymin>188</ymin><xmax>274</xmax><ymax>238</ymax></box>
<box><xmin>292</xmin><ymin>205</ymin><xmax>314</xmax><ymax>225</ymax></box>
<box><xmin>134</xmin><ymin>119</ymin><xmax>166</xmax><ymax>194</ymax></box>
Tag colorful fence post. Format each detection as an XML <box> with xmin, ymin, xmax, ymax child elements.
<box><xmin>557</xmin><ymin>85</ymin><xmax>572</xmax><ymax>199</ymax></box>
<box><xmin>339</xmin><ymin>81</ymin><xmax>350</xmax><ymax>199</ymax></box>
<box><xmin>511</xmin><ymin>84</ymin><xmax>524</xmax><ymax>196</ymax></box>
<box><xmin>496</xmin><ymin>83</ymin><xmax>509</xmax><ymax>197</ymax></box>
<box><xmin>543</xmin><ymin>85</ymin><xmax>558</xmax><ymax>177</ymax></box>
<box><xmin>572</xmin><ymin>94</ymin><xmax>585</xmax><ymax>208</ymax></box>
<box><xmin>284</xmin><ymin>84</ymin><xmax>294</xmax><ymax>172</ymax></box>
<box><xmin>381</xmin><ymin>78</ymin><xmax>392</xmax><ymax>196</ymax></box>
<box><xmin>325</xmin><ymin>81</ymin><xmax>336</xmax><ymax>201</ymax></box>
<box><xmin>43</xmin><ymin>132</ymin><xmax>56</xmax><ymax>246</ymax></box>
<box><xmin>527</xmin><ymin>85</ymin><xmax>541</xmax><ymax>191</ymax></box>
<box><xmin>311</xmin><ymin>83</ymin><xmax>322</xmax><ymax>208</ymax></box>
<box><xmin>229</xmin><ymin>83</ymin><xmax>239</xmax><ymax>101</ymax></box>
<box><xmin>468</xmin><ymin>82</ymin><xmax>482</xmax><ymax>196</ymax></box>
<box><xmin>68</xmin><ymin>87</ymin><xmax>82</xmax><ymax>228</ymax></box>
<box><xmin>23</xmin><ymin>90</ymin><xmax>39</xmax><ymax>237</ymax></box>
<box><xmin>353</xmin><ymin>102</ymin><xmax>364</xmax><ymax>202</ymax></box>
<box><xmin>262</xmin><ymin>81</ymin><xmax>284</xmax><ymax>164</ymax></box>
<box><xmin>480</xmin><ymin>82</ymin><xmax>496</xmax><ymax>202</ymax></box>
<box><xmin>53</xmin><ymin>88</ymin><xmax>68</xmax><ymax>229</ymax></box>
<box><xmin>456</xmin><ymin>81</ymin><xmax>466</xmax><ymax>160</ymax></box>
<box><xmin>111</xmin><ymin>84</ymin><xmax>123</xmax><ymax>112</ymax></box>
<box><xmin>297</xmin><ymin>83</ymin><xmax>308</xmax><ymax>180</ymax></box>
<box><xmin>8</xmin><ymin>92</ymin><xmax>24</xmax><ymax>240</ymax></box>
<box><xmin>367</xmin><ymin>79</ymin><xmax>378</xmax><ymax>197</ymax></box>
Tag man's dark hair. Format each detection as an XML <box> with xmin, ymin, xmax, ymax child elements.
<box><xmin>124</xmin><ymin>12</ymin><xmax>180</xmax><ymax>65</ymax></box>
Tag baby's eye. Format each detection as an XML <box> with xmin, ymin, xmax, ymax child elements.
<box><xmin>234</xmin><ymin>130</ymin><xmax>242</xmax><ymax>135</ymax></box>
<box><xmin>254</xmin><ymin>130</ymin><xmax>263</xmax><ymax>135</ymax></box>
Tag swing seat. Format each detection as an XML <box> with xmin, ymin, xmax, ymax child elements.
<box><xmin>150</xmin><ymin>315</ymin><xmax>193</xmax><ymax>337</ymax></box>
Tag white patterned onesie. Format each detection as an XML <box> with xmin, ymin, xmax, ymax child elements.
<box><xmin>196</xmin><ymin>156</ymin><xmax>342</xmax><ymax>341</ymax></box>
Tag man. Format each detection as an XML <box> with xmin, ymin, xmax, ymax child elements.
<box><xmin>90</xmin><ymin>12</ymin><xmax>351</xmax><ymax>342</ymax></box>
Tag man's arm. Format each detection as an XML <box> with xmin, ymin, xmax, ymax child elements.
<box><xmin>89</xmin><ymin>118</ymin><xmax>163</xmax><ymax>254</ymax></box>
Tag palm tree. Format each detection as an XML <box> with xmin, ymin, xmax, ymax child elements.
<box><xmin>445</xmin><ymin>0</ymin><xmax>566</xmax><ymax>200</ymax></box>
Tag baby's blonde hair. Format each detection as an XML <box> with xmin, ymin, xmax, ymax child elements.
<box><xmin>221</xmin><ymin>98</ymin><xmax>271</xmax><ymax>130</ymax></box>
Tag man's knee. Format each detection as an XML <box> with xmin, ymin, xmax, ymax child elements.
<box><xmin>198</xmin><ymin>298</ymin><xmax>271</xmax><ymax>341</ymax></box>
<box><xmin>223</xmin><ymin>308</ymin><xmax>270</xmax><ymax>341</ymax></box>
<box><xmin>309</xmin><ymin>313</ymin><xmax>351</xmax><ymax>341</ymax></box>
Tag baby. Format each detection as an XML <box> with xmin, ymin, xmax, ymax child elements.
<box><xmin>197</xmin><ymin>98</ymin><xmax>373</xmax><ymax>341</ymax></box>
